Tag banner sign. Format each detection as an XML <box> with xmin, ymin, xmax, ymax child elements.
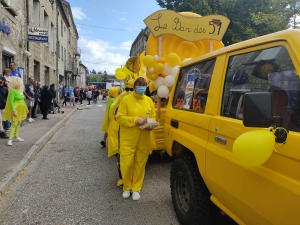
<box><xmin>0</xmin><ymin>17</ymin><xmax>11</xmax><ymax>35</ymax></box>
<box><xmin>144</xmin><ymin>10</ymin><xmax>230</xmax><ymax>42</ymax></box>
<box><xmin>28</xmin><ymin>27</ymin><xmax>48</xmax><ymax>43</ymax></box>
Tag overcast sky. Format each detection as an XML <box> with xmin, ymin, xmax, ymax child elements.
<box><xmin>69</xmin><ymin>0</ymin><xmax>161</xmax><ymax>75</ymax></box>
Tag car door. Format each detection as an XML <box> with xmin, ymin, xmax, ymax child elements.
<box><xmin>206</xmin><ymin>42</ymin><xmax>300</xmax><ymax>225</ymax></box>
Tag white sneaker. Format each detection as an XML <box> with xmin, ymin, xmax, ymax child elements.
<box><xmin>7</xmin><ymin>140</ymin><xmax>12</xmax><ymax>146</ymax></box>
<box><xmin>31</xmin><ymin>118</ymin><xmax>35</xmax><ymax>122</ymax></box>
<box><xmin>28</xmin><ymin>118</ymin><xmax>33</xmax><ymax>122</ymax></box>
<box><xmin>132</xmin><ymin>191</ymin><xmax>140</xmax><ymax>201</ymax></box>
<box><xmin>122</xmin><ymin>191</ymin><xmax>131</xmax><ymax>199</ymax></box>
<box><xmin>14</xmin><ymin>137</ymin><xmax>24</xmax><ymax>142</ymax></box>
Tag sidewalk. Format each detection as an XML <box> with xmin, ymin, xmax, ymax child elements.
<box><xmin>0</xmin><ymin>105</ymin><xmax>78</xmax><ymax>195</ymax></box>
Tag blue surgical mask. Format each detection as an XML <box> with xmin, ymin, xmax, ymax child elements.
<box><xmin>136</xmin><ymin>86</ymin><xmax>146</xmax><ymax>95</ymax></box>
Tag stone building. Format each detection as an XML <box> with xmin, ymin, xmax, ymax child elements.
<box><xmin>129</xmin><ymin>27</ymin><xmax>149</xmax><ymax>57</ymax></box>
<box><xmin>0</xmin><ymin>0</ymin><xmax>83</xmax><ymax>90</ymax></box>
<box><xmin>0</xmin><ymin>0</ymin><xmax>26</xmax><ymax>77</ymax></box>
<box><xmin>78</xmin><ymin>60</ymin><xmax>87</xmax><ymax>88</ymax></box>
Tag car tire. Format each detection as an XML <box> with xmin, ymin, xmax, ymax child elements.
<box><xmin>170</xmin><ymin>152</ymin><xmax>222</xmax><ymax>225</ymax></box>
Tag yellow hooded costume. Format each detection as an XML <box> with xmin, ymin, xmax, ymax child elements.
<box><xmin>107</xmin><ymin>81</ymin><xmax>133</xmax><ymax>157</ymax></box>
<box><xmin>101</xmin><ymin>87</ymin><xmax>119</xmax><ymax>133</ymax></box>
<box><xmin>116</xmin><ymin>91</ymin><xmax>156</xmax><ymax>192</ymax></box>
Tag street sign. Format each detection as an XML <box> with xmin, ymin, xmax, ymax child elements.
<box><xmin>28</xmin><ymin>27</ymin><xmax>48</xmax><ymax>43</ymax></box>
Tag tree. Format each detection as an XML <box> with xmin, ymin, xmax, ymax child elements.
<box><xmin>92</xmin><ymin>69</ymin><xmax>97</xmax><ymax>74</ymax></box>
<box><xmin>155</xmin><ymin>0</ymin><xmax>298</xmax><ymax>45</ymax></box>
<box><xmin>102</xmin><ymin>71</ymin><xmax>108</xmax><ymax>81</ymax></box>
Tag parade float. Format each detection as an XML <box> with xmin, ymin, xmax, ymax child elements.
<box><xmin>115</xmin><ymin>10</ymin><xmax>230</xmax><ymax>152</ymax></box>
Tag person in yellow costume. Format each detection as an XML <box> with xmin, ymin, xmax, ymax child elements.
<box><xmin>100</xmin><ymin>87</ymin><xmax>119</xmax><ymax>147</ymax></box>
<box><xmin>116</xmin><ymin>77</ymin><xmax>156</xmax><ymax>201</ymax></box>
<box><xmin>107</xmin><ymin>80</ymin><xmax>134</xmax><ymax>188</ymax></box>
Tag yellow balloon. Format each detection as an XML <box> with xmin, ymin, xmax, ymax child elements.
<box><xmin>233</xmin><ymin>130</ymin><xmax>275</xmax><ymax>167</ymax></box>
<box><xmin>166</xmin><ymin>52</ymin><xmax>181</xmax><ymax>66</ymax></box>
<box><xmin>146</xmin><ymin>70</ymin><xmax>152</xmax><ymax>79</ymax></box>
<box><xmin>115</xmin><ymin>71</ymin><xmax>126</xmax><ymax>80</ymax></box>
<box><xmin>122</xmin><ymin>66</ymin><xmax>132</xmax><ymax>76</ymax></box>
<box><xmin>115</xmin><ymin>68</ymin><xmax>122</xmax><ymax>74</ymax></box>
<box><xmin>149</xmin><ymin>73</ymin><xmax>159</xmax><ymax>81</ymax></box>
<box><xmin>154</xmin><ymin>63</ymin><xmax>165</xmax><ymax>74</ymax></box>
<box><xmin>143</xmin><ymin>55</ymin><xmax>156</xmax><ymax>68</ymax></box>
<box><xmin>157</xmin><ymin>57</ymin><xmax>165</xmax><ymax>64</ymax></box>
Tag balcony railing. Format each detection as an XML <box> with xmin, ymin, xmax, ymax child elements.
<box><xmin>64</xmin><ymin>60</ymin><xmax>79</xmax><ymax>75</ymax></box>
<box><xmin>64</xmin><ymin>60</ymin><xmax>75</xmax><ymax>73</ymax></box>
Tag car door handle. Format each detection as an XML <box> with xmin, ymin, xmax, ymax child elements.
<box><xmin>214</xmin><ymin>136</ymin><xmax>227</xmax><ymax>144</ymax></box>
<box><xmin>171</xmin><ymin>120</ymin><xmax>178</xmax><ymax>128</ymax></box>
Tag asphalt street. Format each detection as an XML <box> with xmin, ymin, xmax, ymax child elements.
<box><xmin>0</xmin><ymin>100</ymin><xmax>180</xmax><ymax>225</ymax></box>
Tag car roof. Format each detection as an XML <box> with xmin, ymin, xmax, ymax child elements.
<box><xmin>182</xmin><ymin>29</ymin><xmax>300</xmax><ymax>67</ymax></box>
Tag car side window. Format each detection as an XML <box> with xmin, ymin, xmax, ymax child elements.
<box><xmin>173</xmin><ymin>59</ymin><xmax>216</xmax><ymax>113</ymax></box>
<box><xmin>221</xmin><ymin>46</ymin><xmax>300</xmax><ymax>132</ymax></box>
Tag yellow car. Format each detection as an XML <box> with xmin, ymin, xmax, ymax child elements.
<box><xmin>164</xmin><ymin>29</ymin><xmax>300</xmax><ymax>225</ymax></box>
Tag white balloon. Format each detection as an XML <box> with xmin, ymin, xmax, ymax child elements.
<box><xmin>154</xmin><ymin>55</ymin><xmax>159</xmax><ymax>61</ymax></box>
<box><xmin>149</xmin><ymin>67</ymin><xmax>155</xmax><ymax>73</ymax></box>
<box><xmin>171</xmin><ymin>66</ymin><xmax>180</xmax><ymax>78</ymax></box>
<box><xmin>157</xmin><ymin>85</ymin><xmax>169</xmax><ymax>98</ymax></box>
<box><xmin>153</xmin><ymin>76</ymin><xmax>165</xmax><ymax>88</ymax></box>
<box><xmin>182</xmin><ymin>58</ymin><xmax>192</xmax><ymax>63</ymax></box>
<box><xmin>164</xmin><ymin>75</ymin><xmax>175</xmax><ymax>87</ymax></box>
<box><xmin>163</xmin><ymin>63</ymin><xmax>173</xmax><ymax>75</ymax></box>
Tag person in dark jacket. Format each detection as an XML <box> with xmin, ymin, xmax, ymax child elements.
<box><xmin>41</xmin><ymin>85</ymin><xmax>53</xmax><ymax>120</ymax></box>
<box><xmin>0</xmin><ymin>75</ymin><xmax>9</xmax><ymax>138</ymax></box>
<box><xmin>50</xmin><ymin>84</ymin><xmax>56</xmax><ymax>99</ymax></box>
<box><xmin>31</xmin><ymin>81</ymin><xmax>39</xmax><ymax>118</ymax></box>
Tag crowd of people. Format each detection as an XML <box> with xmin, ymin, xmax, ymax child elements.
<box><xmin>0</xmin><ymin>62</ymin><xmax>100</xmax><ymax>146</ymax></box>
<box><xmin>100</xmin><ymin>77</ymin><xmax>158</xmax><ymax>201</ymax></box>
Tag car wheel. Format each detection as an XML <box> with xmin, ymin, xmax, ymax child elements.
<box><xmin>170</xmin><ymin>152</ymin><xmax>221</xmax><ymax>225</ymax></box>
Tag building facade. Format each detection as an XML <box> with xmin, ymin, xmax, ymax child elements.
<box><xmin>0</xmin><ymin>0</ymin><xmax>84</xmax><ymax>89</ymax></box>
<box><xmin>78</xmin><ymin>61</ymin><xmax>87</xmax><ymax>88</ymax></box>
<box><xmin>129</xmin><ymin>27</ymin><xmax>149</xmax><ymax>57</ymax></box>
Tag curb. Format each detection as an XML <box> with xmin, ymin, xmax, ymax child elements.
<box><xmin>0</xmin><ymin>107</ymin><xmax>78</xmax><ymax>196</ymax></box>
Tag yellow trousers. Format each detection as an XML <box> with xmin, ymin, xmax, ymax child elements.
<box><xmin>120</xmin><ymin>129</ymin><xmax>150</xmax><ymax>192</ymax></box>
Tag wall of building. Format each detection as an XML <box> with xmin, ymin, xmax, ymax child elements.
<box><xmin>0</xmin><ymin>0</ymin><xmax>83</xmax><ymax>90</ymax></box>
<box><xmin>0</xmin><ymin>0</ymin><xmax>26</xmax><ymax>77</ymax></box>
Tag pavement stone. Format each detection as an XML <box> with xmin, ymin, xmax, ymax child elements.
<box><xmin>0</xmin><ymin>104</ymin><xmax>78</xmax><ymax>195</ymax></box>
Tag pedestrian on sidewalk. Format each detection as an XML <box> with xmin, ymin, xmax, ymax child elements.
<box><xmin>31</xmin><ymin>81</ymin><xmax>39</xmax><ymax>119</ymax></box>
<box><xmin>40</xmin><ymin>85</ymin><xmax>53</xmax><ymax>120</ymax></box>
<box><xmin>3</xmin><ymin>77</ymin><xmax>28</xmax><ymax>146</ymax></box>
<box><xmin>0</xmin><ymin>75</ymin><xmax>9</xmax><ymax>139</ymax></box>
<box><xmin>86</xmin><ymin>89</ymin><xmax>92</xmax><ymax>105</ymax></box>
<box><xmin>69</xmin><ymin>85</ymin><xmax>75</xmax><ymax>106</ymax></box>
<box><xmin>24</xmin><ymin>77</ymin><xmax>35</xmax><ymax>123</ymax></box>
<box><xmin>116</xmin><ymin>77</ymin><xmax>156</xmax><ymax>201</ymax></box>
<box><xmin>62</xmin><ymin>86</ymin><xmax>67</xmax><ymax>106</ymax></box>
<box><xmin>79</xmin><ymin>88</ymin><xmax>84</xmax><ymax>105</ymax></box>
<box><xmin>9</xmin><ymin>62</ymin><xmax>21</xmax><ymax>78</ymax></box>
<box><xmin>2</xmin><ymin>68</ymin><xmax>11</xmax><ymax>134</ymax></box>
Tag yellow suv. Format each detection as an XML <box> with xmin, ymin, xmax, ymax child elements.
<box><xmin>164</xmin><ymin>29</ymin><xmax>300</xmax><ymax>225</ymax></box>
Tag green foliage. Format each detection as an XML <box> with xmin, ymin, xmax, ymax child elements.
<box><xmin>155</xmin><ymin>0</ymin><xmax>299</xmax><ymax>45</ymax></box>
<box><xmin>102</xmin><ymin>71</ymin><xmax>108</xmax><ymax>81</ymax></box>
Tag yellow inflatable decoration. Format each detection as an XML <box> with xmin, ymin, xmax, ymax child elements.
<box><xmin>233</xmin><ymin>130</ymin><xmax>275</xmax><ymax>167</ymax></box>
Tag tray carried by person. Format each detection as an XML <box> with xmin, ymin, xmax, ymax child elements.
<box><xmin>139</xmin><ymin>118</ymin><xmax>160</xmax><ymax>130</ymax></box>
